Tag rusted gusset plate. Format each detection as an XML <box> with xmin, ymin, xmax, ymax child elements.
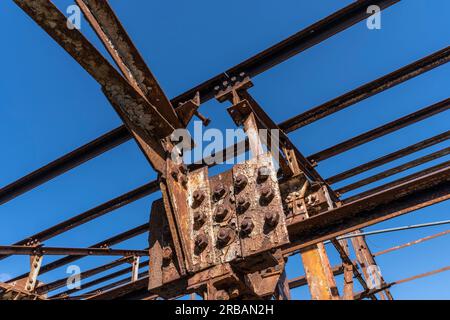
<box><xmin>14</xmin><ymin>0</ymin><xmax>173</xmax><ymax>171</ymax></box>
<box><xmin>185</xmin><ymin>166</ymin><xmax>215</xmax><ymax>272</ymax></box>
<box><xmin>286</xmin><ymin>165</ymin><xmax>450</xmax><ymax>252</ymax></box>
<box><xmin>148</xmin><ymin>199</ymin><xmax>182</xmax><ymax>290</ymax></box>
<box><xmin>76</xmin><ymin>0</ymin><xmax>181</xmax><ymax>128</ymax></box>
<box><xmin>209</xmin><ymin>171</ymin><xmax>241</xmax><ymax>265</ymax></box>
<box><xmin>233</xmin><ymin>153</ymin><xmax>289</xmax><ymax>257</ymax></box>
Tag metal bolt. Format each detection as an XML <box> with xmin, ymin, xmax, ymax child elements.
<box><xmin>213</xmin><ymin>183</ymin><xmax>226</xmax><ymax>199</ymax></box>
<box><xmin>193</xmin><ymin>211</ymin><xmax>205</xmax><ymax>225</ymax></box>
<box><xmin>162</xmin><ymin>247</ymin><xmax>173</xmax><ymax>261</ymax></box>
<box><xmin>193</xmin><ymin>190</ymin><xmax>205</xmax><ymax>205</ymax></box>
<box><xmin>260</xmin><ymin>185</ymin><xmax>274</xmax><ymax>204</ymax></box>
<box><xmin>171</xmin><ymin>168</ymin><xmax>179</xmax><ymax>180</ymax></box>
<box><xmin>236</xmin><ymin>197</ymin><xmax>250</xmax><ymax>213</ymax></box>
<box><xmin>178</xmin><ymin>164</ymin><xmax>188</xmax><ymax>174</ymax></box>
<box><xmin>179</xmin><ymin>175</ymin><xmax>188</xmax><ymax>186</ymax></box>
<box><xmin>257</xmin><ymin>166</ymin><xmax>270</xmax><ymax>182</ymax></box>
<box><xmin>194</xmin><ymin>234</ymin><xmax>208</xmax><ymax>251</ymax></box>
<box><xmin>234</xmin><ymin>174</ymin><xmax>248</xmax><ymax>190</ymax></box>
<box><xmin>214</xmin><ymin>205</ymin><xmax>229</xmax><ymax>221</ymax></box>
<box><xmin>217</xmin><ymin>227</ymin><xmax>232</xmax><ymax>246</ymax></box>
<box><xmin>264</xmin><ymin>211</ymin><xmax>279</xmax><ymax>227</ymax></box>
<box><xmin>240</xmin><ymin>218</ymin><xmax>254</xmax><ymax>235</ymax></box>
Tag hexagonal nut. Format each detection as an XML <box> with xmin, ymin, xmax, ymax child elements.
<box><xmin>257</xmin><ymin>166</ymin><xmax>270</xmax><ymax>182</ymax></box>
<box><xmin>260</xmin><ymin>185</ymin><xmax>274</xmax><ymax>204</ymax></box>
<box><xmin>217</xmin><ymin>227</ymin><xmax>233</xmax><ymax>246</ymax></box>
<box><xmin>192</xmin><ymin>190</ymin><xmax>205</xmax><ymax>205</ymax></box>
<box><xmin>264</xmin><ymin>211</ymin><xmax>279</xmax><ymax>228</ymax></box>
<box><xmin>236</xmin><ymin>197</ymin><xmax>250</xmax><ymax>213</ymax></box>
<box><xmin>215</xmin><ymin>290</ymin><xmax>230</xmax><ymax>300</ymax></box>
<box><xmin>240</xmin><ymin>217</ymin><xmax>254</xmax><ymax>236</ymax></box>
<box><xmin>234</xmin><ymin>174</ymin><xmax>248</xmax><ymax>190</ymax></box>
<box><xmin>214</xmin><ymin>205</ymin><xmax>229</xmax><ymax>221</ymax></box>
<box><xmin>193</xmin><ymin>211</ymin><xmax>206</xmax><ymax>226</ymax></box>
<box><xmin>213</xmin><ymin>183</ymin><xmax>226</xmax><ymax>200</ymax></box>
<box><xmin>194</xmin><ymin>233</ymin><xmax>208</xmax><ymax>252</ymax></box>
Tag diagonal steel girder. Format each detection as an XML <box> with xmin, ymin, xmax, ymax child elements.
<box><xmin>13</xmin><ymin>0</ymin><xmax>176</xmax><ymax>172</ymax></box>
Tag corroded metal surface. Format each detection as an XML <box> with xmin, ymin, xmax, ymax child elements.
<box><xmin>233</xmin><ymin>154</ymin><xmax>289</xmax><ymax>257</ymax></box>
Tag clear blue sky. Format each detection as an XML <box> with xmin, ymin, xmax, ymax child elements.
<box><xmin>0</xmin><ymin>0</ymin><xmax>449</xmax><ymax>299</ymax></box>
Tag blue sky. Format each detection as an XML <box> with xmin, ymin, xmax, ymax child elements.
<box><xmin>0</xmin><ymin>0</ymin><xmax>449</xmax><ymax>299</ymax></box>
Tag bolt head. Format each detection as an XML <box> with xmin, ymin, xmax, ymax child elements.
<box><xmin>257</xmin><ymin>166</ymin><xmax>270</xmax><ymax>182</ymax></box>
<box><xmin>193</xmin><ymin>211</ymin><xmax>205</xmax><ymax>225</ymax></box>
<box><xmin>178</xmin><ymin>164</ymin><xmax>188</xmax><ymax>174</ymax></box>
<box><xmin>213</xmin><ymin>184</ymin><xmax>226</xmax><ymax>199</ymax></box>
<box><xmin>195</xmin><ymin>234</ymin><xmax>208</xmax><ymax>251</ymax></box>
<box><xmin>215</xmin><ymin>290</ymin><xmax>230</xmax><ymax>300</ymax></box>
<box><xmin>162</xmin><ymin>247</ymin><xmax>173</xmax><ymax>261</ymax></box>
<box><xmin>264</xmin><ymin>211</ymin><xmax>279</xmax><ymax>227</ymax></box>
<box><xmin>236</xmin><ymin>197</ymin><xmax>250</xmax><ymax>213</ymax></box>
<box><xmin>240</xmin><ymin>218</ymin><xmax>254</xmax><ymax>235</ymax></box>
<box><xmin>234</xmin><ymin>174</ymin><xmax>248</xmax><ymax>189</ymax></box>
<box><xmin>214</xmin><ymin>205</ymin><xmax>229</xmax><ymax>221</ymax></box>
<box><xmin>193</xmin><ymin>190</ymin><xmax>205</xmax><ymax>204</ymax></box>
<box><xmin>260</xmin><ymin>186</ymin><xmax>274</xmax><ymax>204</ymax></box>
<box><xmin>217</xmin><ymin>227</ymin><xmax>232</xmax><ymax>246</ymax></box>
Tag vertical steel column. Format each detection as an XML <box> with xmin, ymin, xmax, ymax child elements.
<box><xmin>351</xmin><ymin>232</ymin><xmax>393</xmax><ymax>300</ymax></box>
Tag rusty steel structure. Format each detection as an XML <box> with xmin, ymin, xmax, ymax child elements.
<box><xmin>1</xmin><ymin>0</ymin><xmax>449</xmax><ymax>301</ymax></box>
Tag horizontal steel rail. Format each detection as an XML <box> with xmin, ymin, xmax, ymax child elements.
<box><xmin>279</xmin><ymin>46</ymin><xmax>450</xmax><ymax>132</ymax></box>
<box><xmin>336</xmin><ymin>147</ymin><xmax>450</xmax><ymax>195</ymax></box>
<box><xmin>308</xmin><ymin>98</ymin><xmax>450</xmax><ymax>163</ymax></box>
<box><xmin>327</xmin><ymin>130</ymin><xmax>450</xmax><ymax>184</ymax></box>
<box><xmin>0</xmin><ymin>246</ymin><xmax>148</xmax><ymax>257</ymax></box>
<box><xmin>8</xmin><ymin>223</ymin><xmax>148</xmax><ymax>282</ymax></box>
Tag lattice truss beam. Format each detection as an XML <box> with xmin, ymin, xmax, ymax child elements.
<box><xmin>1</xmin><ymin>0</ymin><xmax>449</xmax><ymax>300</ymax></box>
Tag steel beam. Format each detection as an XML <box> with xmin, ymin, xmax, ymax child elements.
<box><xmin>279</xmin><ymin>46</ymin><xmax>450</xmax><ymax>132</ymax></box>
<box><xmin>0</xmin><ymin>246</ymin><xmax>148</xmax><ymax>257</ymax></box>
<box><xmin>308</xmin><ymin>98</ymin><xmax>450</xmax><ymax>163</ymax></box>
<box><xmin>327</xmin><ymin>131</ymin><xmax>450</xmax><ymax>184</ymax></box>
<box><xmin>336</xmin><ymin>147</ymin><xmax>450</xmax><ymax>195</ymax></box>
<box><xmin>35</xmin><ymin>256</ymin><xmax>134</xmax><ymax>294</ymax></box>
<box><xmin>8</xmin><ymin>223</ymin><xmax>148</xmax><ymax>282</ymax></box>
<box><xmin>286</xmin><ymin>165</ymin><xmax>450</xmax><ymax>253</ymax></box>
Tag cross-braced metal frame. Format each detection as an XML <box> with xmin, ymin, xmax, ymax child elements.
<box><xmin>1</xmin><ymin>0</ymin><xmax>449</xmax><ymax>300</ymax></box>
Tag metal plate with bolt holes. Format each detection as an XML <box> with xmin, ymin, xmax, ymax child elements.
<box><xmin>186</xmin><ymin>167</ymin><xmax>215</xmax><ymax>272</ymax></box>
<box><xmin>232</xmin><ymin>153</ymin><xmax>289</xmax><ymax>257</ymax></box>
<box><xmin>209</xmin><ymin>171</ymin><xmax>241</xmax><ymax>264</ymax></box>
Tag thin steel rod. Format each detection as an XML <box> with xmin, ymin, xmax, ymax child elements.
<box><xmin>325</xmin><ymin>221</ymin><xmax>450</xmax><ymax>243</ymax></box>
<box><xmin>373</xmin><ymin>229</ymin><xmax>450</xmax><ymax>257</ymax></box>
